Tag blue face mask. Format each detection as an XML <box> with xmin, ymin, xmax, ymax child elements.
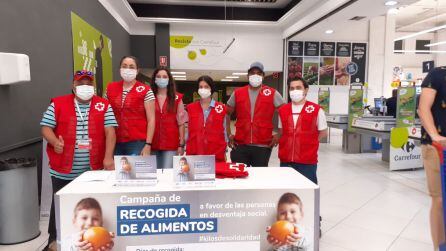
<box><xmin>155</xmin><ymin>78</ymin><xmax>169</xmax><ymax>88</ymax></box>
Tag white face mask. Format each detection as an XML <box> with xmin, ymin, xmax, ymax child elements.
<box><xmin>198</xmin><ymin>88</ymin><xmax>212</xmax><ymax>99</ymax></box>
<box><xmin>249</xmin><ymin>74</ymin><xmax>263</xmax><ymax>87</ymax></box>
<box><xmin>120</xmin><ymin>68</ymin><xmax>137</xmax><ymax>82</ymax></box>
<box><xmin>289</xmin><ymin>90</ymin><xmax>305</xmax><ymax>103</ymax></box>
<box><xmin>75</xmin><ymin>85</ymin><xmax>94</xmax><ymax>101</ymax></box>
<box><xmin>155</xmin><ymin>78</ymin><xmax>169</xmax><ymax>88</ymax></box>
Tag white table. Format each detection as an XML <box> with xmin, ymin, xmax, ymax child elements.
<box><xmin>56</xmin><ymin>167</ymin><xmax>319</xmax><ymax>251</ymax></box>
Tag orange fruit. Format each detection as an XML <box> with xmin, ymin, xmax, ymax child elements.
<box><xmin>122</xmin><ymin>163</ymin><xmax>131</xmax><ymax>172</ymax></box>
<box><xmin>83</xmin><ymin>227</ymin><xmax>111</xmax><ymax>249</ymax></box>
<box><xmin>182</xmin><ymin>164</ymin><xmax>190</xmax><ymax>173</ymax></box>
<box><xmin>270</xmin><ymin>220</ymin><xmax>294</xmax><ymax>243</ymax></box>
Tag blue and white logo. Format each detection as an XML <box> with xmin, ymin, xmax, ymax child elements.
<box><xmin>346</xmin><ymin>62</ymin><xmax>359</xmax><ymax>75</ymax></box>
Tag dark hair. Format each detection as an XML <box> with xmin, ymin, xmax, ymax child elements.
<box><xmin>151</xmin><ymin>67</ymin><xmax>177</xmax><ymax>113</ymax></box>
<box><xmin>119</xmin><ymin>56</ymin><xmax>139</xmax><ymax>69</ymax></box>
<box><xmin>287</xmin><ymin>77</ymin><xmax>308</xmax><ymax>89</ymax></box>
<box><xmin>74</xmin><ymin>198</ymin><xmax>102</xmax><ymax>217</ymax></box>
<box><xmin>392</xmin><ymin>89</ymin><xmax>398</xmax><ymax>97</ymax></box>
<box><xmin>180</xmin><ymin>157</ymin><xmax>188</xmax><ymax>163</ymax></box>
<box><xmin>197</xmin><ymin>75</ymin><xmax>215</xmax><ymax>94</ymax></box>
<box><xmin>277</xmin><ymin>193</ymin><xmax>303</xmax><ymax>213</ymax></box>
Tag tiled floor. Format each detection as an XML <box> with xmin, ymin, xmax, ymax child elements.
<box><xmin>0</xmin><ymin>129</ymin><xmax>433</xmax><ymax>250</ymax></box>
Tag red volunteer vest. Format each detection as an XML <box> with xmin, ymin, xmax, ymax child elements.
<box><xmin>278</xmin><ymin>101</ymin><xmax>320</xmax><ymax>164</ymax></box>
<box><xmin>106</xmin><ymin>80</ymin><xmax>150</xmax><ymax>143</ymax></box>
<box><xmin>186</xmin><ymin>101</ymin><xmax>227</xmax><ymax>161</ymax></box>
<box><xmin>46</xmin><ymin>94</ymin><xmax>107</xmax><ymax>174</ymax></box>
<box><xmin>152</xmin><ymin>93</ymin><xmax>183</xmax><ymax>151</ymax></box>
<box><xmin>234</xmin><ymin>85</ymin><xmax>276</xmax><ymax>145</ymax></box>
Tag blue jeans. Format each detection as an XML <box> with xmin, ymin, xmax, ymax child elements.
<box><xmin>280</xmin><ymin>162</ymin><xmax>318</xmax><ymax>184</ymax></box>
<box><xmin>115</xmin><ymin>141</ymin><xmax>145</xmax><ymax>156</ymax></box>
<box><xmin>152</xmin><ymin>150</ymin><xmax>177</xmax><ymax>169</ymax></box>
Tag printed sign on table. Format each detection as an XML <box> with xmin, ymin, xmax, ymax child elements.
<box><xmin>58</xmin><ymin>188</ymin><xmax>317</xmax><ymax>250</ymax></box>
<box><xmin>114</xmin><ymin>156</ymin><xmax>157</xmax><ymax>186</ymax></box>
<box><xmin>173</xmin><ymin>155</ymin><xmax>215</xmax><ymax>187</ymax></box>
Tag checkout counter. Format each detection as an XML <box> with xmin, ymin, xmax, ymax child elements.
<box><xmin>326</xmin><ymin>114</ymin><xmax>375</xmax><ymax>154</ymax></box>
<box><xmin>352</xmin><ymin>116</ymin><xmax>421</xmax><ymax>162</ymax></box>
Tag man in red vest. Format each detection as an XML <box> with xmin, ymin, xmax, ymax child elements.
<box><xmin>278</xmin><ymin>77</ymin><xmax>328</xmax><ymax>184</ymax></box>
<box><xmin>226</xmin><ymin>62</ymin><xmax>284</xmax><ymax>167</ymax></box>
<box><xmin>40</xmin><ymin>70</ymin><xmax>117</xmax><ymax>250</ymax></box>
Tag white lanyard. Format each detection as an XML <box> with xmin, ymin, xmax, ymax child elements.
<box><xmin>74</xmin><ymin>99</ymin><xmax>89</xmax><ymax>124</ymax></box>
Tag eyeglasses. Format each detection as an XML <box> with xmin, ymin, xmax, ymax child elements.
<box><xmin>75</xmin><ymin>70</ymin><xmax>94</xmax><ymax>76</ymax></box>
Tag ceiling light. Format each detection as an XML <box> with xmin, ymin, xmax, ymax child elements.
<box><xmin>394</xmin><ymin>24</ymin><xmax>446</xmax><ymax>41</ymax></box>
<box><xmin>385</xmin><ymin>1</ymin><xmax>398</xmax><ymax>6</ymax></box>
<box><xmin>171</xmin><ymin>71</ymin><xmax>186</xmax><ymax>75</ymax></box>
<box><xmin>388</xmin><ymin>8</ymin><xmax>399</xmax><ymax>15</ymax></box>
<box><xmin>232</xmin><ymin>73</ymin><xmax>247</xmax><ymax>76</ymax></box>
<box><xmin>225</xmin><ymin>76</ymin><xmax>239</xmax><ymax>79</ymax></box>
<box><xmin>221</xmin><ymin>79</ymin><xmax>233</xmax><ymax>82</ymax></box>
<box><xmin>172</xmin><ymin>75</ymin><xmax>186</xmax><ymax>78</ymax></box>
<box><xmin>425</xmin><ymin>41</ymin><xmax>446</xmax><ymax>47</ymax></box>
<box><xmin>393</xmin><ymin>49</ymin><xmax>446</xmax><ymax>53</ymax></box>
<box><xmin>325</xmin><ymin>29</ymin><xmax>334</xmax><ymax>34</ymax></box>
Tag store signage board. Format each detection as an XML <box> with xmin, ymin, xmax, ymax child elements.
<box><xmin>113</xmin><ymin>156</ymin><xmax>157</xmax><ymax>186</ymax></box>
<box><xmin>173</xmin><ymin>155</ymin><xmax>216</xmax><ymax>187</ymax></box>
<box><xmin>389</xmin><ymin>87</ymin><xmax>422</xmax><ymax>170</ymax></box>
<box><xmin>336</xmin><ymin>42</ymin><xmax>351</xmax><ymax>57</ymax></box>
<box><xmin>304</xmin><ymin>41</ymin><xmax>320</xmax><ymax>56</ymax></box>
<box><xmin>288</xmin><ymin>41</ymin><xmax>303</xmax><ymax>56</ymax></box>
<box><xmin>422</xmin><ymin>60</ymin><xmax>434</xmax><ymax>73</ymax></box>
<box><xmin>320</xmin><ymin>42</ymin><xmax>335</xmax><ymax>57</ymax></box>
<box><xmin>351</xmin><ymin>43</ymin><xmax>367</xmax><ymax>84</ymax></box>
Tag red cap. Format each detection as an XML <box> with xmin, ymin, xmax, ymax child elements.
<box><xmin>73</xmin><ymin>70</ymin><xmax>94</xmax><ymax>81</ymax></box>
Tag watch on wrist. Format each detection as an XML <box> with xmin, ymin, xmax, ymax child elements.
<box><xmin>145</xmin><ymin>142</ymin><xmax>152</xmax><ymax>146</ymax></box>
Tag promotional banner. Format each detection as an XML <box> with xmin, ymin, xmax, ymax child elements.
<box><xmin>303</xmin><ymin>57</ymin><xmax>319</xmax><ymax>85</ymax></box>
<box><xmin>287</xmin><ymin>57</ymin><xmax>303</xmax><ymax>79</ymax></box>
<box><xmin>318</xmin><ymin>88</ymin><xmax>330</xmax><ymax>113</ymax></box>
<box><xmin>304</xmin><ymin>42</ymin><xmax>320</xmax><ymax>57</ymax></box>
<box><xmin>319</xmin><ymin>57</ymin><xmax>335</xmax><ymax>85</ymax></box>
<box><xmin>71</xmin><ymin>12</ymin><xmax>113</xmax><ymax>97</ymax></box>
<box><xmin>347</xmin><ymin>86</ymin><xmax>364</xmax><ymax>132</ymax></box>
<box><xmin>335</xmin><ymin>57</ymin><xmax>352</xmax><ymax>85</ymax></box>
<box><xmin>396</xmin><ymin>87</ymin><xmax>416</xmax><ymax>128</ymax></box>
<box><xmin>351</xmin><ymin>43</ymin><xmax>367</xmax><ymax>84</ymax></box>
<box><xmin>288</xmin><ymin>41</ymin><xmax>304</xmax><ymax>56</ymax></box>
<box><xmin>169</xmin><ymin>34</ymin><xmax>282</xmax><ymax>71</ymax></box>
<box><xmin>389</xmin><ymin>128</ymin><xmax>422</xmax><ymax>170</ymax></box>
<box><xmin>58</xmin><ymin>189</ymin><xmax>317</xmax><ymax>251</ymax></box>
<box><xmin>390</xmin><ymin>87</ymin><xmax>422</xmax><ymax>170</ymax></box>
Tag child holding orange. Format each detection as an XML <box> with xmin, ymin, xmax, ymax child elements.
<box><xmin>62</xmin><ymin>197</ymin><xmax>115</xmax><ymax>251</ymax></box>
<box><xmin>266</xmin><ymin>193</ymin><xmax>310</xmax><ymax>251</ymax></box>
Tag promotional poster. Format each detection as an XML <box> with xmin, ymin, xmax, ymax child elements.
<box><xmin>318</xmin><ymin>88</ymin><xmax>330</xmax><ymax>113</ymax></box>
<box><xmin>347</xmin><ymin>86</ymin><xmax>364</xmax><ymax>132</ymax></box>
<box><xmin>71</xmin><ymin>12</ymin><xmax>113</xmax><ymax>97</ymax></box>
<box><xmin>57</xmin><ymin>189</ymin><xmax>318</xmax><ymax>251</ymax></box>
<box><xmin>287</xmin><ymin>41</ymin><xmax>367</xmax><ymax>86</ymax></box>
<box><xmin>173</xmin><ymin>155</ymin><xmax>215</xmax><ymax>186</ymax></box>
<box><xmin>114</xmin><ymin>156</ymin><xmax>157</xmax><ymax>186</ymax></box>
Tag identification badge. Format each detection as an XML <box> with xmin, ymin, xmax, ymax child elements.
<box><xmin>77</xmin><ymin>139</ymin><xmax>92</xmax><ymax>150</ymax></box>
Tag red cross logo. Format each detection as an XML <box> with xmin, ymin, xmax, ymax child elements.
<box><xmin>305</xmin><ymin>105</ymin><xmax>315</xmax><ymax>113</ymax></box>
<box><xmin>95</xmin><ymin>102</ymin><xmax>105</xmax><ymax>112</ymax></box>
<box><xmin>263</xmin><ymin>89</ymin><xmax>272</xmax><ymax>96</ymax></box>
<box><xmin>136</xmin><ymin>86</ymin><xmax>145</xmax><ymax>93</ymax></box>
<box><xmin>215</xmin><ymin>105</ymin><xmax>224</xmax><ymax>114</ymax></box>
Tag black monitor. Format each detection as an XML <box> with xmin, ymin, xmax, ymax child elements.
<box><xmin>374</xmin><ymin>98</ymin><xmax>382</xmax><ymax>109</ymax></box>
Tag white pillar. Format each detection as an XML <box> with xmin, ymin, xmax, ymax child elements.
<box><xmin>435</xmin><ymin>29</ymin><xmax>446</xmax><ymax>67</ymax></box>
<box><xmin>382</xmin><ymin>14</ymin><xmax>396</xmax><ymax>98</ymax></box>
